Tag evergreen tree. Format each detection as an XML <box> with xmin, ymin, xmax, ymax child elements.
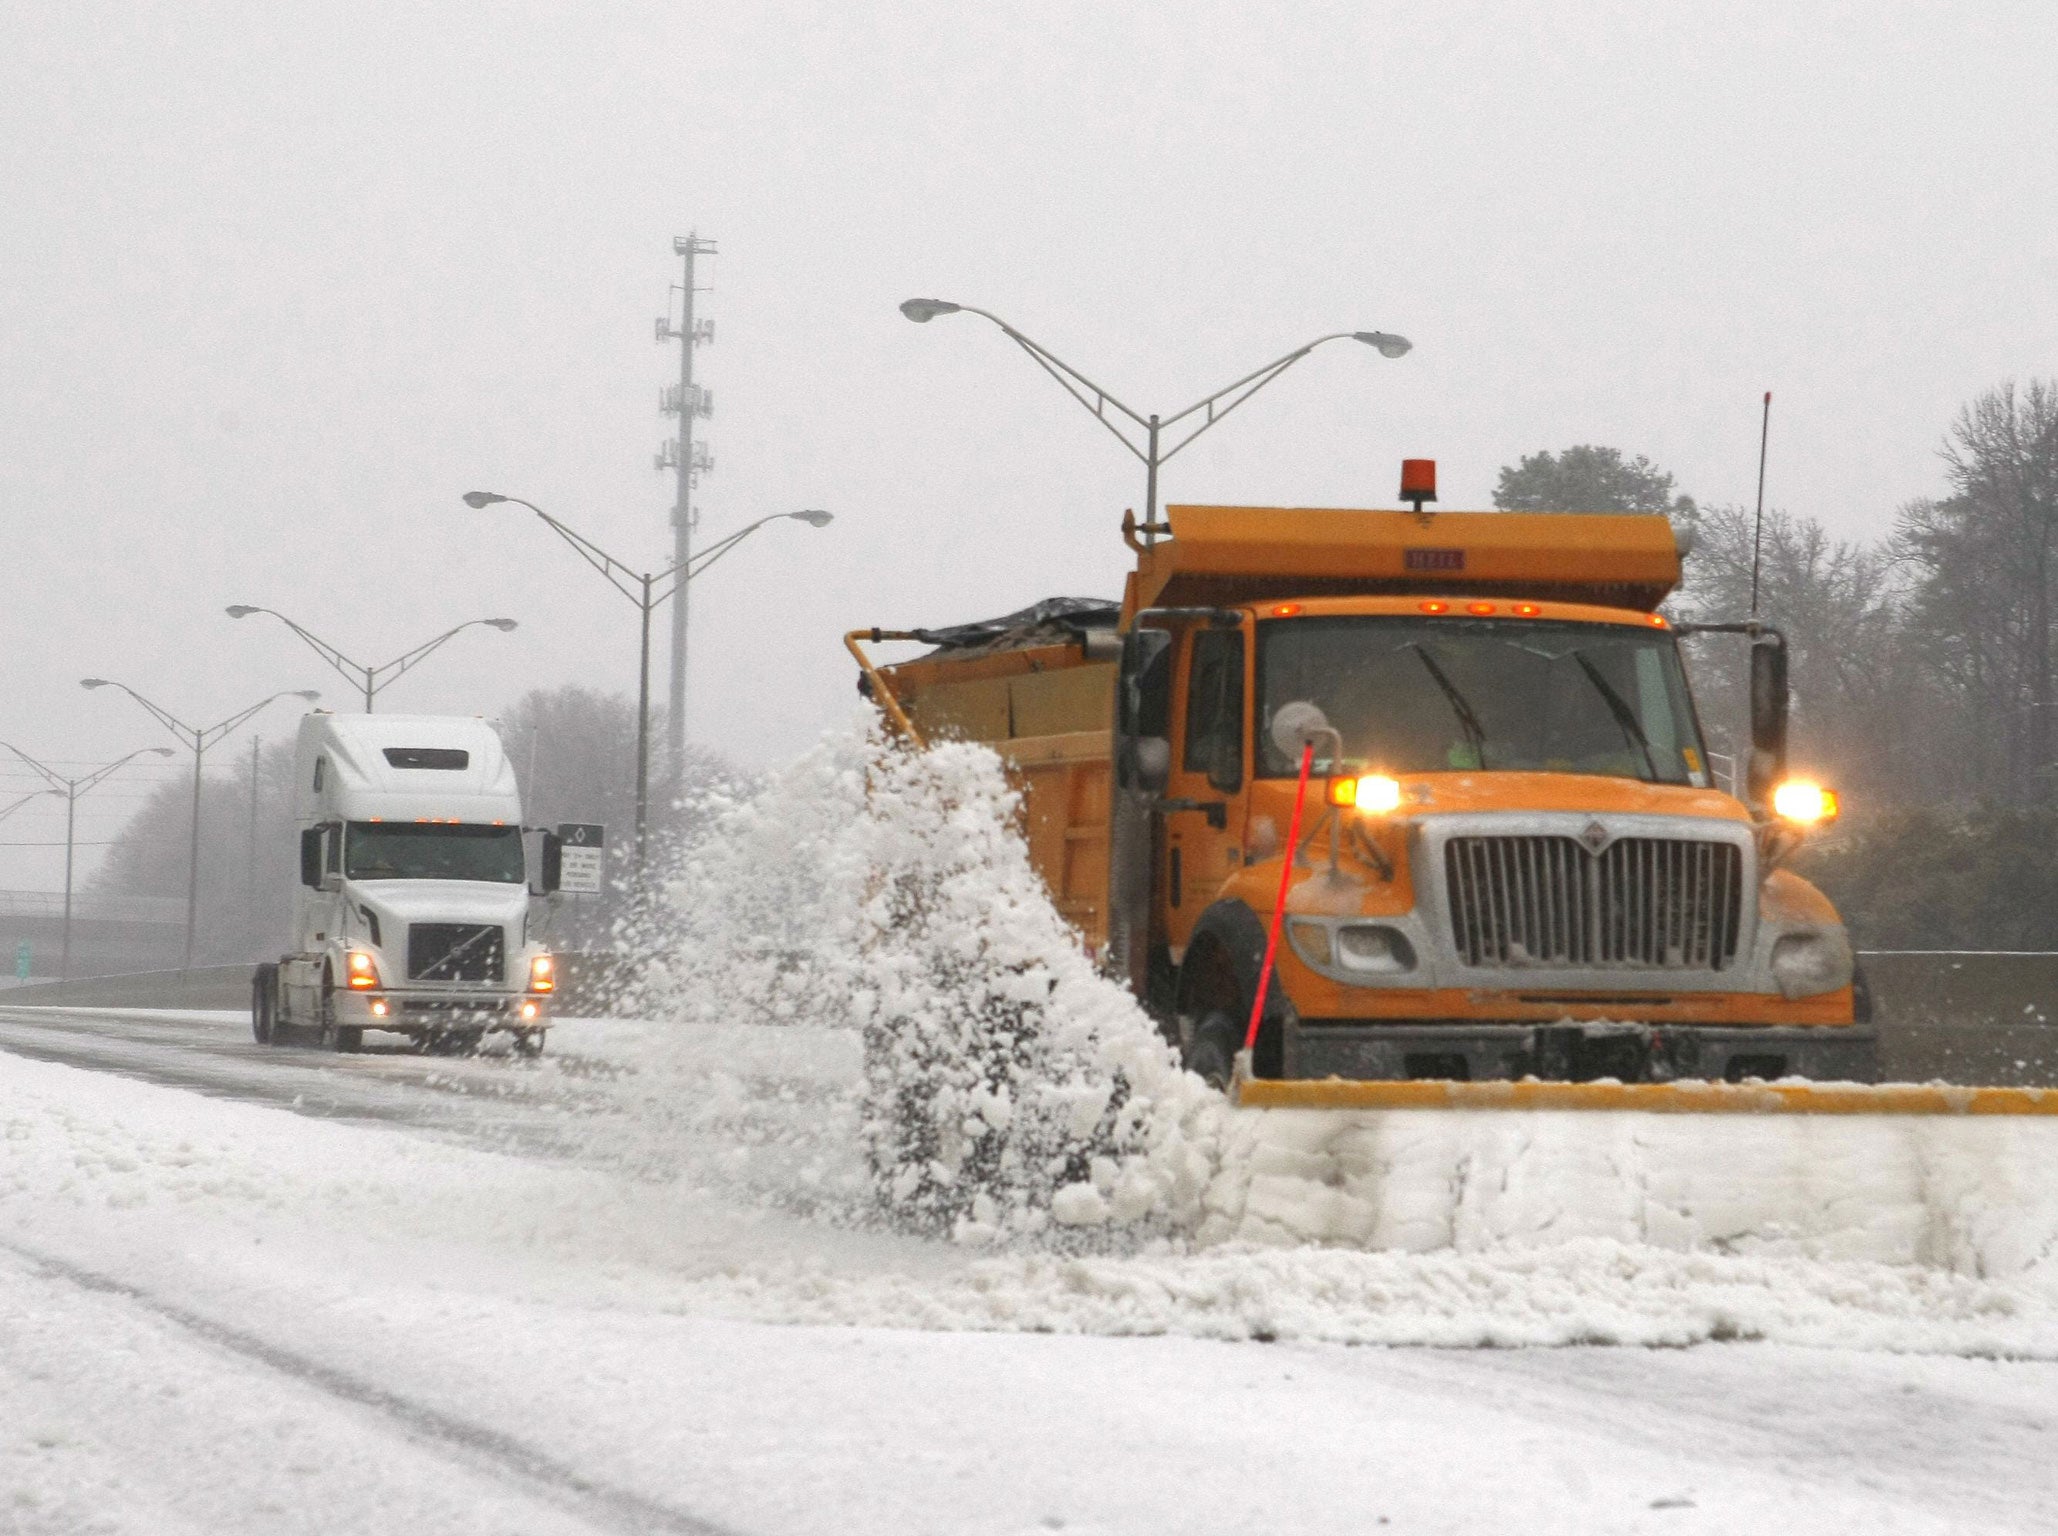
<box><xmin>1493</xmin><ymin>445</ymin><xmax>1696</xmax><ymax>519</ymax></box>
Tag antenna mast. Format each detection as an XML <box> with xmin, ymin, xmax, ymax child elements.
<box><xmin>1749</xmin><ymin>391</ymin><xmax>1772</xmax><ymax>619</ymax></box>
<box><xmin>657</xmin><ymin>233</ymin><xmax>717</xmax><ymax>782</ymax></box>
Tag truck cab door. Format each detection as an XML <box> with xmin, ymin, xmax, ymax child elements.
<box><xmin>1163</xmin><ymin>623</ymin><xmax>1249</xmax><ymax>954</ymax></box>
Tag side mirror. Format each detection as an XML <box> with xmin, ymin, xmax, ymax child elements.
<box><xmin>1748</xmin><ymin>639</ymin><xmax>1789</xmax><ymax>803</ymax></box>
<box><xmin>299</xmin><ymin>827</ymin><xmax>323</xmax><ymax>889</ymax></box>
<box><xmin>535</xmin><ymin>831</ymin><xmax>563</xmax><ymax>896</ymax></box>
<box><xmin>1114</xmin><ymin>628</ymin><xmax>1173</xmax><ymax>790</ymax></box>
<box><xmin>1269</xmin><ymin>700</ymin><xmax>1334</xmax><ymax>762</ymax></box>
<box><xmin>1125</xmin><ymin>736</ymin><xmax>1172</xmax><ymax>794</ymax></box>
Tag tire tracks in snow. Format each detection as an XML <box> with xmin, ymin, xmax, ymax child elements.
<box><xmin>2</xmin><ymin>1239</ymin><xmax>743</xmax><ymax>1536</ymax></box>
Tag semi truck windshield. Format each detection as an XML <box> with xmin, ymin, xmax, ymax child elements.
<box><xmin>1257</xmin><ymin>616</ymin><xmax>1708</xmax><ymax>785</ymax></box>
<box><xmin>344</xmin><ymin>823</ymin><xmax>525</xmax><ymax>883</ymax></box>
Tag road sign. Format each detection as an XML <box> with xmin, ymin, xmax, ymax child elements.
<box><xmin>555</xmin><ymin>823</ymin><xmax>605</xmax><ymax>895</ymax></box>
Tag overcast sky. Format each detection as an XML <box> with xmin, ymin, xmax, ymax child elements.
<box><xmin>4</xmin><ymin>1</ymin><xmax>2055</xmax><ymax>889</ymax></box>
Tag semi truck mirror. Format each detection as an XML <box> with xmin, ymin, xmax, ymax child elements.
<box><xmin>299</xmin><ymin>827</ymin><xmax>323</xmax><ymax>888</ymax></box>
<box><xmin>537</xmin><ymin>832</ymin><xmax>563</xmax><ymax>895</ymax></box>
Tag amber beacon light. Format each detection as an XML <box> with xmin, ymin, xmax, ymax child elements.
<box><xmin>1400</xmin><ymin>459</ymin><xmax>1437</xmax><ymax>513</ymax></box>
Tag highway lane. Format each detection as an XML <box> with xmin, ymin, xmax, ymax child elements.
<box><xmin>0</xmin><ymin>1004</ymin><xmax>624</xmax><ymax>1163</ymax></box>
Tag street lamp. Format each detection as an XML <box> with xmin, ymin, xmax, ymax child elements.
<box><xmin>461</xmin><ymin>492</ymin><xmax>830</xmax><ymax>881</ymax></box>
<box><xmin>79</xmin><ymin>681</ymin><xmax>321</xmax><ymax>972</ymax></box>
<box><xmin>0</xmin><ymin>788</ymin><xmax>61</xmax><ymax>826</ymax></box>
<box><xmin>2</xmin><ymin>744</ymin><xmax>175</xmax><ymax>979</ymax></box>
<box><xmin>899</xmin><ymin>299</ymin><xmax>1411</xmax><ymax>543</ymax></box>
<box><xmin>225</xmin><ymin>606</ymin><xmax>519</xmax><ymax>712</ymax></box>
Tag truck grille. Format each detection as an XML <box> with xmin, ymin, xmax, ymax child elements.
<box><xmin>1443</xmin><ymin>835</ymin><xmax>1743</xmax><ymax>971</ymax></box>
<box><xmin>406</xmin><ymin>923</ymin><xmax>505</xmax><ymax>983</ymax></box>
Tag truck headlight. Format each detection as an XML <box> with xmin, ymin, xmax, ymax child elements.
<box><xmin>1327</xmin><ymin>774</ymin><xmax>1402</xmax><ymax>813</ymax></box>
<box><xmin>345</xmin><ymin>949</ymin><xmax>381</xmax><ymax>989</ymax></box>
<box><xmin>1772</xmin><ymin>780</ymin><xmax>1839</xmax><ymax>825</ymax></box>
<box><xmin>1769</xmin><ymin>930</ymin><xmax>1853</xmax><ymax>999</ymax></box>
<box><xmin>1335</xmin><ymin>924</ymin><xmax>1415</xmax><ymax>974</ymax></box>
<box><xmin>529</xmin><ymin>953</ymin><xmax>555</xmax><ymax>994</ymax></box>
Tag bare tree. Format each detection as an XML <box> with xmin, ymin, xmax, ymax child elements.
<box><xmin>1894</xmin><ymin>381</ymin><xmax>2058</xmax><ymax>804</ymax></box>
<box><xmin>1676</xmin><ymin>502</ymin><xmax>1919</xmax><ymax>801</ymax></box>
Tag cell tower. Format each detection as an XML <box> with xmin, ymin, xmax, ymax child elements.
<box><xmin>655</xmin><ymin>232</ymin><xmax>716</xmax><ymax>778</ymax></box>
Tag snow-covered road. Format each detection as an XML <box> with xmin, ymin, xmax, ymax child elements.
<box><xmin>3</xmin><ymin>1006</ymin><xmax>2056</xmax><ymax>1534</ymax></box>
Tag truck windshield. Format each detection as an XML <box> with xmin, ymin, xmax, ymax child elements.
<box><xmin>344</xmin><ymin>823</ymin><xmax>525</xmax><ymax>883</ymax></box>
<box><xmin>1256</xmin><ymin>616</ymin><xmax>1708</xmax><ymax>785</ymax></box>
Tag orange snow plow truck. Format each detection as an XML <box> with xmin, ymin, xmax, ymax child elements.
<box><xmin>849</xmin><ymin>484</ymin><xmax>2055</xmax><ymax>1115</ymax></box>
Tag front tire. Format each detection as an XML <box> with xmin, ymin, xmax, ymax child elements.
<box><xmin>1183</xmin><ymin>1009</ymin><xmax>1242</xmax><ymax>1089</ymax></box>
<box><xmin>317</xmin><ymin>971</ymin><xmax>363</xmax><ymax>1053</ymax></box>
<box><xmin>250</xmin><ymin>963</ymin><xmax>279</xmax><ymax>1046</ymax></box>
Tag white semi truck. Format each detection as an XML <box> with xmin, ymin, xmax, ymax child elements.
<box><xmin>251</xmin><ymin>712</ymin><xmax>559</xmax><ymax>1055</ymax></box>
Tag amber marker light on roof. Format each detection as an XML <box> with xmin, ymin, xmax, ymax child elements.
<box><xmin>1468</xmin><ymin>602</ymin><xmax>1496</xmax><ymax>615</ymax></box>
<box><xmin>1419</xmin><ymin>600</ymin><xmax>1450</xmax><ymax>614</ymax></box>
<box><xmin>1514</xmin><ymin>603</ymin><xmax>1541</xmax><ymax>617</ymax></box>
<box><xmin>1270</xmin><ymin>603</ymin><xmax>1303</xmax><ymax>617</ymax></box>
<box><xmin>1648</xmin><ymin>614</ymin><xmax>1669</xmax><ymax>628</ymax></box>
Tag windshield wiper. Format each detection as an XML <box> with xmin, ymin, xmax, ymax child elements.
<box><xmin>1407</xmin><ymin>644</ymin><xmax>1489</xmax><ymax>767</ymax></box>
<box><xmin>1571</xmin><ymin>651</ymin><xmax>1664</xmax><ymax>781</ymax></box>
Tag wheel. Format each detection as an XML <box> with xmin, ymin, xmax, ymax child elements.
<box><xmin>250</xmin><ymin>963</ymin><xmax>278</xmax><ymax>1045</ymax></box>
<box><xmin>317</xmin><ymin>971</ymin><xmax>363</xmax><ymax>1053</ymax></box>
<box><xmin>1183</xmin><ymin>1009</ymin><xmax>1242</xmax><ymax>1090</ymax></box>
<box><xmin>510</xmin><ymin>1031</ymin><xmax>545</xmax><ymax>1059</ymax></box>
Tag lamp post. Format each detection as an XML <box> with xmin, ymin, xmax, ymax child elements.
<box><xmin>461</xmin><ymin>492</ymin><xmax>830</xmax><ymax>881</ymax></box>
<box><xmin>1</xmin><ymin>744</ymin><xmax>175</xmax><ymax>979</ymax></box>
<box><xmin>224</xmin><ymin>607</ymin><xmax>518</xmax><ymax>711</ymax></box>
<box><xmin>0</xmin><ymin>789</ymin><xmax>61</xmax><ymax>826</ymax></box>
<box><xmin>79</xmin><ymin>682</ymin><xmax>321</xmax><ymax>972</ymax></box>
<box><xmin>899</xmin><ymin>300</ymin><xmax>1411</xmax><ymax>544</ymax></box>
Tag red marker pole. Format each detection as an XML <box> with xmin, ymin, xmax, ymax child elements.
<box><xmin>1244</xmin><ymin>740</ymin><xmax>1316</xmax><ymax>1055</ymax></box>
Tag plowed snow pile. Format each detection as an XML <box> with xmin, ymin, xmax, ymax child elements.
<box><xmin>605</xmin><ymin>722</ymin><xmax>2058</xmax><ymax>1352</ymax></box>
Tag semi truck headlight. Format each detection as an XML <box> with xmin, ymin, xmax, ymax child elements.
<box><xmin>529</xmin><ymin>954</ymin><xmax>555</xmax><ymax>994</ymax></box>
<box><xmin>345</xmin><ymin>950</ymin><xmax>381</xmax><ymax>989</ymax></box>
<box><xmin>1772</xmin><ymin>780</ymin><xmax>1839</xmax><ymax>825</ymax></box>
<box><xmin>1335</xmin><ymin>924</ymin><xmax>1416</xmax><ymax>974</ymax></box>
<box><xmin>1327</xmin><ymin>774</ymin><xmax>1402</xmax><ymax>813</ymax></box>
<box><xmin>1769</xmin><ymin>931</ymin><xmax>1853</xmax><ymax>999</ymax></box>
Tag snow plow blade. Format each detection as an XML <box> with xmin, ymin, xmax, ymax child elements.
<box><xmin>1233</xmin><ymin>1076</ymin><xmax>2058</xmax><ymax>1116</ymax></box>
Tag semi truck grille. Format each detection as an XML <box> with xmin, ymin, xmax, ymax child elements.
<box><xmin>407</xmin><ymin>923</ymin><xmax>505</xmax><ymax>983</ymax></box>
<box><xmin>1443</xmin><ymin>835</ymin><xmax>1744</xmax><ymax>971</ymax></box>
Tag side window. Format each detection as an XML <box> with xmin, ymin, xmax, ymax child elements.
<box><xmin>323</xmin><ymin>823</ymin><xmax>341</xmax><ymax>877</ymax></box>
<box><xmin>1183</xmin><ymin>629</ymin><xmax>1245</xmax><ymax>792</ymax></box>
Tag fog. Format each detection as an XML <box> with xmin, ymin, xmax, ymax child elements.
<box><xmin>4</xmin><ymin>1</ymin><xmax>2054</xmax><ymax>890</ymax></box>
